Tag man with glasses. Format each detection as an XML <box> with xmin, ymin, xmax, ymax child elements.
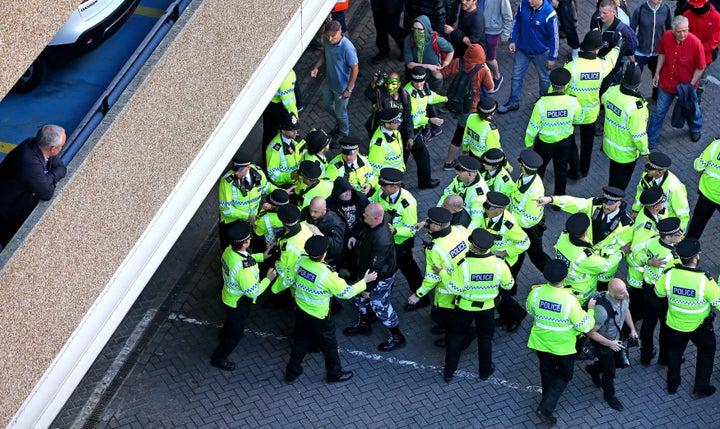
<box><xmin>631</xmin><ymin>152</ymin><xmax>690</xmax><ymax>230</ymax></box>
<box><xmin>310</xmin><ymin>20</ymin><xmax>359</xmax><ymax>139</ymax></box>
<box><xmin>0</xmin><ymin>124</ymin><xmax>67</xmax><ymax>249</ymax></box>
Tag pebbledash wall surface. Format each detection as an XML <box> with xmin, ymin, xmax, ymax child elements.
<box><xmin>0</xmin><ymin>0</ymin><xmax>334</xmax><ymax>427</ymax></box>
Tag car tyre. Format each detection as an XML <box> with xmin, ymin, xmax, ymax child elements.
<box><xmin>12</xmin><ymin>55</ymin><xmax>47</xmax><ymax>93</ymax></box>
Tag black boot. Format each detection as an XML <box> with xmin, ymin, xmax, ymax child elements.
<box><xmin>343</xmin><ymin>313</ymin><xmax>372</xmax><ymax>336</ymax></box>
<box><xmin>378</xmin><ymin>326</ymin><xmax>406</xmax><ymax>351</ymax></box>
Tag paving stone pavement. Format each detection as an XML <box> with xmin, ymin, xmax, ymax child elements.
<box><xmin>54</xmin><ymin>0</ymin><xmax>720</xmax><ymax>427</ymax></box>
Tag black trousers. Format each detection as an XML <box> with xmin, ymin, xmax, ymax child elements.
<box><xmin>628</xmin><ymin>286</ymin><xmax>644</xmax><ymax>322</ymax></box>
<box><xmin>568</xmin><ymin>123</ymin><xmax>596</xmax><ymax>176</ymax></box>
<box><xmin>666</xmin><ymin>320</ymin><xmax>716</xmax><ymax>392</ymax></box>
<box><xmin>608</xmin><ymin>158</ymin><xmax>637</xmax><ymax>191</ymax></box>
<box><xmin>404</xmin><ymin>133</ymin><xmax>433</xmax><ymax>187</ymax></box>
<box><xmin>556</xmin><ymin>0</ymin><xmax>580</xmax><ymax>49</ymax></box>
<box><xmin>370</xmin><ymin>0</ymin><xmax>403</xmax><ymax>55</ymax></box>
<box><xmin>286</xmin><ymin>308</ymin><xmax>343</xmax><ymax>380</ymax></box>
<box><xmin>640</xmin><ymin>283</ymin><xmax>668</xmax><ymax>365</ymax></box>
<box><xmin>589</xmin><ymin>341</ymin><xmax>617</xmax><ymax>398</ymax></box>
<box><xmin>535</xmin><ymin>137</ymin><xmax>571</xmax><ymax>196</ymax></box>
<box><xmin>212</xmin><ymin>298</ymin><xmax>251</xmax><ymax>362</ymax></box>
<box><xmin>536</xmin><ymin>351</ymin><xmax>575</xmax><ymax>415</ymax></box>
<box><xmin>396</xmin><ymin>238</ymin><xmax>424</xmax><ymax>292</ymax></box>
<box><xmin>445</xmin><ymin>307</ymin><xmax>495</xmax><ymax>377</ymax></box>
<box><xmin>514</xmin><ymin>222</ymin><xmax>550</xmax><ymax>281</ymax></box>
<box><xmin>687</xmin><ymin>191</ymin><xmax>720</xmax><ymax>239</ymax></box>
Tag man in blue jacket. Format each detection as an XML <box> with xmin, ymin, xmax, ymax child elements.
<box><xmin>0</xmin><ymin>125</ymin><xmax>67</xmax><ymax>248</ymax></box>
<box><xmin>498</xmin><ymin>0</ymin><xmax>559</xmax><ymax>113</ymax></box>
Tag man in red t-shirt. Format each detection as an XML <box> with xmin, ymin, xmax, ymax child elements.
<box><xmin>683</xmin><ymin>0</ymin><xmax>720</xmax><ymax>102</ymax></box>
<box><xmin>647</xmin><ymin>15</ymin><xmax>706</xmax><ymax>147</ymax></box>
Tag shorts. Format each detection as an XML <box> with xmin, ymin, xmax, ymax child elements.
<box><xmin>485</xmin><ymin>34</ymin><xmax>500</xmax><ymax>61</ymax></box>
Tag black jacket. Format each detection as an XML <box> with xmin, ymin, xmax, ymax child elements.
<box><xmin>356</xmin><ymin>219</ymin><xmax>397</xmax><ymax>289</ymax></box>
<box><xmin>327</xmin><ymin>177</ymin><xmax>370</xmax><ymax>240</ymax></box>
<box><xmin>300</xmin><ymin>208</ymin><xmax>347</xmax><ymax>266</ymax></box>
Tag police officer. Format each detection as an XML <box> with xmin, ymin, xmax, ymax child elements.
<box><xmin>437</xmin><ymin>155</ymin><xmax>489</xmax><ymax>230</ymax></box>
<box><xmin>565</xmin><ymin>30</ymin><xmax>621</xmax><ymax>178</ymax></box>
<box><xmin>462</xmin><ymin>97</ymin><xmax>501</xmax><ymax>161</ymax></box>
<box><xmin>655</xmin><ymin>238</ymin><xmax>720</xmax><ymax>396</ymax></box>
<box><xmin>481</xmin><ymin>191</ymin><xmax>529</xmax><ymax>283</ymax></box>
<box><xmin>254</xmin><ymin>189</ymin><xmax>290</xmax><ymax>247</ymax></box>
<box><xmin>218</xmin><ymin>158</ymin><xmax>274</xmax><ymax>249</ymax></box>
<box><xmin>344</xmin><ymin>203</ymin><xmax>406</xmax><ymax>351</ymax></box>
<box><xmin>525</xmin><ymin>67</ymin><xmax>583</xmax><ymax>196</ymax></box>
<box><xmin>509</xmin><ymin>150</ymin><xmax>550</xmax><ymax>277</ymax></box>
<box><xmin>407</xmin><ymin>207</ymin><xmax>470</xmax><ymax>344</ymax></box>
<box><xmin>687</xmin><ymin>138</ymin><xmax>720</xmax><ymax>239</ymax></box>
<box><xmin>631</xmin><ymin>152</ymin><xmax>690</xmax><ymax>230</ymax></box>
<box><xmin>601</xmin><ymin>63</ymin><xmax>649</xmax><ymax>191</ymax></box>
<box><xmin>326</xmin><ymin>137</ymin><xmax>377</xmax><ymax>195</ymax></box>
<box><xmin>370</xmin><ymin>168</ymin><xmax>425</xmax><ymax>311</ymax></box>
<box><xmin>295</xmin><ymin>160</ymin><xmax>333</xmax><ymax>209</ymax></box>
<box><xmin>527</xmin><ymin>259</ymin><xmax>595</xmax><ymax>425</ymax></box>
<box><xmin>442</xmin><ymin>229</ymin><xmax>514</xmax><ymax>382</ymax></box>
<box><xmin>211</xmin><ymin>222</ymin><xmax>278</xmax><ymax>371</ymax></box>
<box><xmin>265</xmin><ymin>111</ymin><xmax>306</xmax><ymax>187</ymax></box>
<box><xmin>631</xmin><ymin>217</ymin><xmax>682</xmax><ymax>366</ymax></box>
<box><xmin>554</xmin><ymin>213</ymin><xmax>623</xmax><ymax>306</ymax></box>
<box><xmin>481</xmin><ymin>148</ymin><xmax>515</xmax><ymax>197</ymax></box>
<box><xmin>262</xmin><ymin>69</ymin><xmax>298</xmax><ymax>149</ymax></box>
<box><xmin>271</xmin><ymin>204</ymin><xmax>315</xmax><ymax>294</ymax></box>
<box><xmin>284</xmin><ymin>235</ymin><xmax>378</xmax><ymax>384</ymax></box>
<box><xmin>536</xmin><ymin>186</ymin><xmax>632</xmax><ymax>249</ymax></box>
<box><xmin>302</xmin><ymin>128</ymin><xmax>333</xmax><ymax>180</ymax></box>
<box><xmin>368</xmin><ymin>108</ymin><xmax>406</xmax><ymax>176</ymax></box>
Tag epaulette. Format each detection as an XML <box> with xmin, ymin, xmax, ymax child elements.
<box><xmin>425</xmin><ymin>241</ymin><xmax>435</xmax><ymax>250</ymax></box>
<box><xmin>280</xmin><ymin>243</ymin><xmax>287</xmax><ymax>251</ymax></box>
<box><xmin>401</xmin><ymin>198</ymin><xmax>410</xmax><ymax>208</ymax></box>
<box><xmin>503</xmin><ymin>220</ymin><xmax>514</xmax><ymax>229</ymax></box>
<box><xmin>501</xmin><ymin>175</ymin><xmax>510</xmax><ymax>182</ymax></box>
<box><xmin>272</xmin><ymin>143</ymin><xmax>282</xmax><ymax>151</ymax></box>
<box><xmin>583</xmin><ymin>248</ymin><xmax>593</xmax><ymax>257</ymax></box>
<box><xmin>334</xmin><ymin>160</ymin><xmax>344</xmax><ymax>169</ymax></box>
<box><xmin>242</xmin><ymin>259</ymin><xmax>256</xmax><ymax>268</ymax></box>
<box><xmin>374</xmin><ymin>138</ymin><xmax>384</xmax><ymax>146</ymax></box>
<box><xmin>643</xmin><ymin>222</ymin><xmax>653</xmax><ymax>230</ymax></box>
<box><xmin>225</xmin><ymin>175</ymin><xmax>234</xmax><ymax>184</ymax></box>
<box><xmin>476</xmin><ymin>187</ymin><xmax>485</xmax><ymax>195</ymax></box>
<box><xmin>489</xmin><ymin>122</ymin><xmax>498</xmax><ymax>130</ymax></box>
<box><xmin>636</xmin><ymin>100</ymin><xmax>644</xmax><ymax>110</ymax></box>
<box><xmin>456</xmin><ymin>257</ymin><xmax>465</xmax><ymax>265</ymax></box>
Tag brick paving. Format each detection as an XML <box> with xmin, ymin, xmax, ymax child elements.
<box><xmin>55</xmin><ymin>0</ymin><xmax>720</xmax><ymax>427</ymax></box>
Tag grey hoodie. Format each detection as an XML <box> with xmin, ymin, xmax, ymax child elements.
<box><xmin>482</xmin><ymin>0</ymin><xmax>514</xmax><ymax>39</ymax></box>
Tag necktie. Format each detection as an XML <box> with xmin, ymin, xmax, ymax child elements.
<box><xmin>243</xmin><ymin>178</ymin><xmax>251</xmax><ymax>189</ymax></box>
<box><xmin>345</xmin><ymin>163</ymin><xmax>354</xmax><ymax>179</ymax></box>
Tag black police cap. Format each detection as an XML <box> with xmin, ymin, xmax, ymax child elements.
<box><xmin>306</xmin><ymin>128</ymin><xmax>331</xmax><ymax>155</ymax></box>
<box><xmin>340</xmin><ymin>136</ymin><xmax>361</xmax><ymax>154</ymax></box>
<box><xmin>519</xmin><ymin>150</ymin><xmax>543</xmax><ymax>170</ymax></box>
<box><xmin>268</xmin><ymin>189</ymin><xmax>290</xmax><ymax>206</ymax></box>
<box><xmin>298</xmin><ymin>160</ymin><xmax>322</xmax><ymax>180</ymax></box>
<box><xmin>379</xmin><ymin>168</ymin><xmax>404</xmax><ymax>185</ymax></box>
<box><xmin>481</xmin><ymin>148</ymin><xmax>506</xmax><ymax>165</ymax></box>
<box><xmin>621</xmin><ymin>63</ymin><xmax>642</xmax><ymax>90</ymax></box>
<box><xmin>485</xmin><ymin>191</ymin><xmax>510</xmax><ymax>208</ymax></box>
<box><xmin>657</xmin><ymin>217</ymin><xmax>681</xmax><ymax>235</ymax></box>
<box><xmin>543</xmin><ymin>259</ymin><xmax>568</xmax><ymax>283</ymax></box>
<box><xmin>470</xmin><ymin>228</ymin><xmax>495</xmax><ymax>250</ymax></box>
<box><xmin>550</xmin><ymin>68</ymin><xmax>571</xmax><ymax>86</ymax></box>
<box><xmin>279</xmin><ymin>110</ymin><xmax>300</xmax><ymax>130</ymax></box>
<box><xmin>305</xmin><ymin>235</ymin><xmax>329</xmax><ymax>257</ymax></box>
<box><xmin>676</xmin><ymin>237</ymin><xmax>701</xmax><ymax>259</ymax></box>
<box><xmin>602</xmin><ymin>186</ymin><xmax>625</xmax><ymax>201</ymax></box>
<box><xmin>379</xmin><ymin>107</ymin><xmax>402</xmax><ymax>123</ymax></box>
<box><xmin>410</xmin><ymin>66</ymin><xmax>427</xmax><ymax>81</ymax></box>
<box><xmin>456</xmin><ymin>155</ymin><xmax>482</xmax><ymax>172</ymax></box>
<box><xmin>566</xmin><ymin>213</ymin><xmax>590</xmax><ymax>235</ymax></box>
<box><xmin>477</xmin><ymin>97</ymin><xmax>498</xmax><ymax>115</ymax></box>
<box><xmin>227</xmin><ymin>221</ymin><xmax>252</xmax><ymax>243</ymax></box>
<box><xmin>427</xmin><ymin>207</ymin><xmax>453</xmax><ymax>224</ymax></box>
<box><xmin>231</xmin><ymin>157</ymin><xmax>251</xmax><ymax>168</ymax></box>
<box><xmin>277</xmin><ymin>204</ymin><xmax>301</xmax><ymax>225</ymax></box>
<box><xmin>639</xmin><ymin>186</ymin><xmax>665</xmax><ymax>206</ymax></box>
<box><xmin>646</xmin><ymin>152</ymin><xmax>672</xmax><ymax>170</ymax></box>
<box><xmin>580</xmin><ymin>30</ymin><xmax>603</xmax><ymax>52</ymax></box>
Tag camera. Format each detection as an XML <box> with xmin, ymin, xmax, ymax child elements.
<box><xmin>374</xmin><ymin>70</ymin><xmax>388</xmax><ymax>87</ymax></box>
<box><xmin>617</xmin><ymin>337</ymin><xmax>639</xmax><ymax>368</ymax></box>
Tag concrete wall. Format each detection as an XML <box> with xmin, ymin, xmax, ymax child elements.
<box><xmin>0</xmin><ymin>0</ymin><xmax>332</xmax><ymax>426</ymax></box>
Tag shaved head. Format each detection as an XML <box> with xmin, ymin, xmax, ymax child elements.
<box><xmin>442</xmin><ymin>195</ymin><xmax>464</xmax><ymax>213</ymax></box>
<box><xmin>364</xmin><ymin>203</ymin><xmax>385</xmax><ymax>227</ymax></box>
<box><xmin>309</xmin><ymin>197</ymin><xmax>327</xmax><ymax>221</ymax></box>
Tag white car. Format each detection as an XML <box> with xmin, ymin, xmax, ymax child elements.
<box><xmin>12</xmin><ymin>0</ymin><xmax>140</xmax><ymax>92</ymax></box>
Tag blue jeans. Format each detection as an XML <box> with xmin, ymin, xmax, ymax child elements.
<box><xmin>647</xmin><ymin>87</ymin><xmax>702</xmax><ymax>149</ymax></box>
<box><xmin>322</xmin><ymin>83</ymin><xmax>350</xmax><ymax>136</ymax></box>
<box><xmin>508</xmin><ymin>49</ymin><xmax>551</xmax><ymax>106</ymax></box>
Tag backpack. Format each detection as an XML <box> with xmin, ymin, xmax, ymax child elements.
<box><xmin>445</xmin><ymin>59</ymin><xmax>481</xmax><ymax>114</ymax></box>
<box><xmin>410</xmin><ymin>31</ymin><xmax>447</xmax><ymax>63</ymax></box>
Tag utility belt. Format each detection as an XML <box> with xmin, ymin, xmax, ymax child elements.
<box><xmin>700</xmin><ymin>313</ymin><xmax>716</xmax><ymax>332</ymax></box>
<box><xmin>456</xmin><ymin>297</ymin><xmax>494</xmax><ymax>311</ymax></box>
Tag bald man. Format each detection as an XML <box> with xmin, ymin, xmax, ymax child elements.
<box><xmin>345</xmin><ymin>203</ymin><xmax>407</xmax><ymax>351</ymax></box>
<box><xmin>442</xmin><ymin>194</ymin><xmax>471</xmax><ymax>227</ymax></box>
<box><xmin>586</xmin><ymin>278</ymin><xmax>638</xmax><ymax>411</ymax></box>
<box><xmin>301</xmin><ymin>196</ymin><xmax>346</xmax><ymax>268</ymax></box>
